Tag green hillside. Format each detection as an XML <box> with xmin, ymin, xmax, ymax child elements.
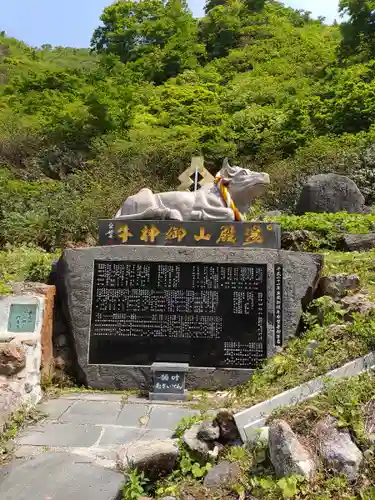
<box><xmin>0</xmin><ymin>0</ymin><xmax>374</xmax><ymax>249</ymax></box>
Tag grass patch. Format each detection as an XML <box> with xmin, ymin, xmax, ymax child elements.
<box><xmin>226</xmin><ymin>300</ymin><xmax>375</xmax><ymax>410</ymax></box>
<box><xmin>269</xmin><ymin>371</ymin><xmax>375</xmax><ymax>443</ymax></box>
<box><xmin>248</xmin><ymin>372</ymin><xmax>375</xmax><ymax>499</ymax></box>
<box><xmin>323</xmin><ymin>250</ymin><xmax>375</xmax><ymax>292</ymax></box>
<box><xmin>0</xmin><ymin>406</ymin><xmax>44</xmax><ymax>464</ymax></box>
<box><xmin>0</xmin><ymin>245</ymin><xmax>59</xmax><ymax>293</ymax></box>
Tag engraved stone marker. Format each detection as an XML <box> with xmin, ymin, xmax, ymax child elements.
<box><xmin>57</xmin><ymin>246</ymin><xmax>323</xmax><ymax>390</ymax></box>
<box><xmin>0</xmin><ymin>296</ymin><xmax>44</xmax><ymax>340</ymax></box>
<box><xmin>149</xmin><ymin>362</ymin><xmax>189</xmax><ymax>401</ymax></box>
<box><xmin>8</xmin><ymin>304</ymin><xmax>38</xmax><ymax>333</ymax></box>
<box><xmin>89</xmin><ymin>260</ymin><xmax>268</xmax><ymax>369</ymax></box>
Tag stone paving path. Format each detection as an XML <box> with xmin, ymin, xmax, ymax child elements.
<box><xmin>0</xmin><ymin>392</ymin><xmax>201</xmax><ymax>500</ymax></box>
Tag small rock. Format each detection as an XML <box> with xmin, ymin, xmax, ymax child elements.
<box><xmin>317</xmin><ymin>274</ymin><xmax>361</xmax><ymax>300</ymax></box>
<box><xmin>315</xmin><ymin>415</ymin><xmax>363</xmax><ymax>481</ymax></box>
<box><xmin>183</xmin><ymin>424</ymin><xmax>214</xmax><ymax>458</ymax></box>
<box><xmin>339</xmin><ymin>233</ymin><xmax>375</xmax><ymax>252</ymax></box>
<box><xmin>269</xmin><ymin>420</ymin><xmax>316</xmax><ymax>480</ymax></box>
<box><xmin>306</xmin><ymin>340</ymin><xmax>319</xmax><ymax>358</ymax></box>
<box><xmin>161</xmin><ymin>497</ymin><xmax>177</xmax><ymax>500</ymax></box>
<box><xmin>281</xmin><ymin>230</ymin><xmax>319</xmax><ymax>251</ymax></box>
<box><xmin>364</xmin><ymin>400</ymin><xmax>375</xmax><ymax>443</ymax></box>
<box><xmin>327</xmin><ymin>324</ymin><xmax>347</xmax><ymax>337</ymax></box>
<box><xmin>0</xmin><ymin>344</ymin><xmax>26</xmax><ymax>376</ymax></box>
<box><xmin>197</xmin><ymin>420</ymin><xmax>220</xmax><ymax>441</ymax></box>
<box><xmin>24</xmin><ymin>383</ymin><xmax>33</xmax><ymax>394</ymax></box>
<box><xmin>117</xmin><ymin>439</ymin><xmax>179</xmax><ymax>479</ymax></box>
<box><xmin>203</xmin><ymin>460</ymin><xmax>241</xmax><ymax>490</ymax></box>
<box><xmin>264</xmin><ymin>210</ymin><xmax>282</xmax><ymax>218</ymax></box>
<box><xmin>341</xmin><ymin>293</ymin><xmax>375</xmax><ymax>320</ymax></box>
<box><xmin>214</xmin><ymin>410</ymin><xmax>242</xmax><ymax>444</ymax></box>
<box><xmin>180</xmin><ymin>494</ymin><xmax>197</xmax><ymax>500</ymax></box>
<box><xmin>296</xmin><ymin>174</ymin><xmax>365</xmax><ymax>215</ymax></box>
<box><xmin>364</xmin><ymin>449</ymin><xmax>373</xmax><ymax>461</ymax></box>
<box><xmin>54</xmin><ymin>356</ymin><xmax>67</xmax><ymax>370</ymax></box>
<box><xmin>56</xmin><ymin>334</ymin><xmax>68</xmax><ymax>348</ymax></box>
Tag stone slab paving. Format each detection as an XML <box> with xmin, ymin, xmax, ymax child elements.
<box><xmin>0</xmin><ymin>392</ymin><xmax>200</xmax><ymax>500</ymax></box>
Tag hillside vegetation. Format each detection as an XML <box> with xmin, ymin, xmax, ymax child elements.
<box><xmin>1</xmin><ymin>0</ymin><xmax>375</xmax><ymax>249</ymax></box>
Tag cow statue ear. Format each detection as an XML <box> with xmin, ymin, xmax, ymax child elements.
<box><xmin>220</xmin><ymin>158</ymin><xmax>236</xmax><ymax>184</ymax></box>
<box><xmin>222</xmin><ymin>157</ymin><xmax>230</xmax><ymax>170</ymax></box>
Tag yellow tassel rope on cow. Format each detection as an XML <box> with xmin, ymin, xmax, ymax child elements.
<box><xmin>214</xmin><ymin>172</ymin><xmax>243</xmax><ymax>221</ymax></box>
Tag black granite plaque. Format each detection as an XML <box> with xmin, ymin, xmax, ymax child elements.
<box><xmin>89</xmin><ymin>260</ymin><xmax>268</xmax><ymax>369</ymax></box>
<box><xmin>98</xmin><ymin>220</ymin><xmax>281</xmax><ymax>249</ymax></box>
<box><xmin>274</xmin><ymin>264</ymin><xmax>283</xmax><ymax>347</ymax></box>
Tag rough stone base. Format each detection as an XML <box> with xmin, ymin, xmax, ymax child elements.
<box><xmin>85</xmin><ymin>364</ymin><xmax>253</xmax><ymax>391</ymax></box>
<box><xmin>57</xmin><ymin>246</ymin><xmax>323</xmax><ymax>391</ymax></box>
<box><xmin>149</xmin><ymin>390</ymin><xmax>188</xmax><ymax>401</ymax></box>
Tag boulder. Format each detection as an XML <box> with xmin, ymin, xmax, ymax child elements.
<box><xmin>315</xmin><ymin>415</ymin><xmax>363</xmax><ymax>481</ymax></box>
<box><xmin>341</xmin><ymin>293</ymin><xmax>375</xmax><ymax>320</ymax></box>
<box><xmin>203</xmin><ymin>461</ymin><xmax>241</xmax><ymax>490</ymax></box>
<box><xmin>268</xmin><ymin>420</ymin><xmax>317</xmax><ymax>480</ymax></box>
<box><xmin>117</xmin><ymin>439</ymin><xmax>179</xmax><ymax>479</ymax></box>
<box><xmin>281</xmin><ymin>230</ymin><xmax>319</xmax><ymax>252</ymax></box>
<box><xmin>296</xmin><ymin>174</ymin><xmax>365</xmax><ymax>215</ymax></box>
<box><xmin>339</xmin><ymin>233</ymin><xmax>375</xmax><ymax>252</ymax></box>
<box><xmin>182</xmin><ymin>424</ymin><xmax>217</xmax><ymax>459</ymax></box>
<box><xmin>317</xmin><ymin>274</ymin><xmax>361</xmax><ymax>300</ymax></box>
<box><xmin>0</xmin><ymin>344</ymin><xmax>26</xmax><ymax>376</ymax></box>
<box><xmin>197</xmin><ymin>420</ymin><xmax>220</xmax><ymax>441</ymax></box>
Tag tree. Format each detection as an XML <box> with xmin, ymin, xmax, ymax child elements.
<box><xmin>339</xmin><ymin>0</ymin><xmax>375</xmax><ymax>60</ymax></box>
<box><xmin>204</xmin><ymin>0</ymin><xmax>264</xmax><ymax>14</ymax></box>
<box><xmin>199</xmin><ymin>2</ymin><xmax>245</xmax><ymax>59</ymax></box>
<box><xmin>91</xmin><ymin>0</ymin><xmax>204</xmax><ymax>83</ymax></box>
<box><xmin>199</xmin><ymin>0</ymin><xmax>269</xmax><ymax>60</ymax></box>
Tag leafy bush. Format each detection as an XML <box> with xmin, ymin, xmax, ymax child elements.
<box><xmin>122</xmin><ymin>470</ymin><xmax>149</xmax><ymax>500</ymax></box>
<box><xmin>265</xmin><ymin>212</ymin><xmax>375</xmax><ymax>250</ymax></box>
<box><xmin>0</xmin><ymin>246</ymin><xmax>58</xmax><ymax>293</ymax></box>
<box><xmin>273</xmin><ymin>212</ymin><xmax>375</xmax><ymax>235</ymax></box>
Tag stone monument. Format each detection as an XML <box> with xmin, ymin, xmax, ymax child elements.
<box><xmin>55</xmin><ymin>159</ymin><xmax>323</xmax><ymax>391</ymax></box>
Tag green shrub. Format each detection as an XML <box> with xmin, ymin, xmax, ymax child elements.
<box><xmin>273</xmin><ymin>212</ymin><xmax>375</xmax><ymax>235</ymax></box>
<box><xmin>0</xmin><ymin>246</ymin><xmax>58</xmax><ymax>292</ymax></box>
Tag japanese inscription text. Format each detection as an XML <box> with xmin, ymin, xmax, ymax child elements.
<box><xmin>89</xmin><ymin>260</ymin><xmax>268</xmax><ymax>368</ymax></box>
<box><xmin>7</xmin><ymin>304</ymin><xmax>38</xmax><ymax>333</ymax></box>
<box><xmin>153</xmin><ymin>371</ymin><xmax>185</xmax><ymax>394</ymax></box>
<box><xmin>99</xmin><ymin>220</ymin><xmax>281</xmax><ymax>249</ymax></box>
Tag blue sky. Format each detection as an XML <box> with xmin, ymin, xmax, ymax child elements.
<box><xmin>1</xmin><ymin>0</ymin><xmax>341</xmax><ymax>48</ymax></box>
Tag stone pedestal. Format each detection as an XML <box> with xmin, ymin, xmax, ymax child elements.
<box><xmin>149</xmin><ymin>362</ymin><xmax>189</xmax><ymax>401</ymax></box>
<box><xmin>56</xmin><ymin>246</ymin><xmax>323</xmax><ymax>390</ymax></box>
<box><xmin>0</xmin><ymin>294</ymin><xmax>46</xmax><ymax>431</ymax></box>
